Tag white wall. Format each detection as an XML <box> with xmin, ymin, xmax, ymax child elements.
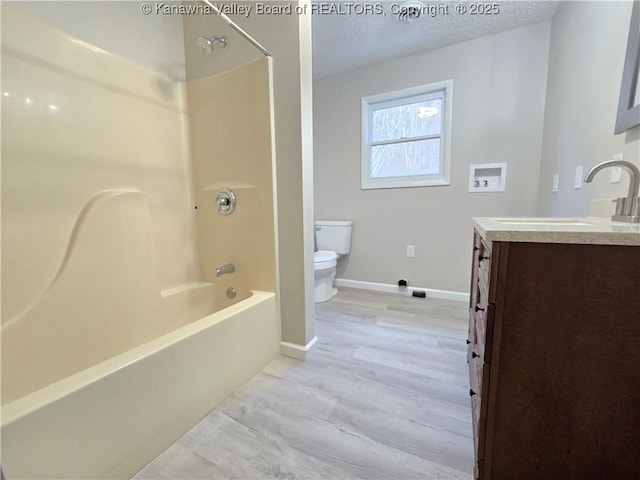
<box><xmin>537</xmin><ymin>1</ymin><xmax>640</xmax><ymax>217</ymax></box>
<box><xmin>314</xmin><ymin>22</ymin><xmax>551</xmax><ymax>294</ymax></box>
<box><xmin>183</xmin><ymin>2</ymin><xmax>316</xmax><ymax>348</ymax></box>
<box><xmin>7</xmin><ymin>1</ymin><xmax>186</xmax><ymax>80</ymax></box>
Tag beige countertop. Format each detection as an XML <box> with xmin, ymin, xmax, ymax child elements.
<box><xmin>473</xmin><ymin>217</ymin><xmax>640</xmax><ymax>246</ymax></box>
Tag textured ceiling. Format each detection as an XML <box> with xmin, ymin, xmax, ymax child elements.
<box><xmin>312</xmin><ymin>1</ymin><xmax>560</xmax><ymax>78</ymax></box>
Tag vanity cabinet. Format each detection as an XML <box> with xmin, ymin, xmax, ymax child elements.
<box><xmin>467</xmin><ymin>229</ymin><xmax>640</xmax><ymax>479</ymax></box>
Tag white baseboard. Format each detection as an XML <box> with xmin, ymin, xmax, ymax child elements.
<box><xmin>280</xmin><ymin>336</ymin><xmax>318</xmax><ymax>361</ymax></box>
<box><xmin>334</xmin><ymin>278</ymin><xmax>469</xmax><ymax>303</ymax></box>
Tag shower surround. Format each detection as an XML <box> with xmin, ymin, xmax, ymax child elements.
<box><xmin>1</xmin><ymin>6</ymin><xmax>279</xmax><ymax>479</ymax></box>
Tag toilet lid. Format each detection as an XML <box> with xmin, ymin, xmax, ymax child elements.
<box><xmin>314</xmin><ymin>250</ymin><xmax>337</xmax><ymax>263</ymax></box>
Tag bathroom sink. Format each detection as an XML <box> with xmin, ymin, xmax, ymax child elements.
<box><xmin>493</xmin><ymin>218</ymin><xmax>592</xmax><ymax>227</ymax></box>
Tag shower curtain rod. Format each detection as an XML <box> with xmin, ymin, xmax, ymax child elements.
<box><xmin>200</xmin><ymin>0</ymin><xmax>272</xmax><ymax>57</ymax></box>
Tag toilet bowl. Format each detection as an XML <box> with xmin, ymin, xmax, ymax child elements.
<box><xmin>314</xmin><ymin>250</ymin><xmax>338</xmax><ymax>302</ymax></box>
<box><xmin>313</xmin><ymin>220</ymin><xmax>352</xmax><ymax>303</ymax></box>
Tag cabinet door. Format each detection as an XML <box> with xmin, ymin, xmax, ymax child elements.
<box><xmin>467</xmin><ymin>343</ymin><xmax>481</xmax><ymax>460</ymax></box>
<box><xmin>483</xmin><ymin>241</ymin><xmax>640</xmax><ymax>478</ymax></box>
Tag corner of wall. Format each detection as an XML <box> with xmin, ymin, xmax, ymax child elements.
<box><xmin>298</xmin><ymin>1</ymin><xmax>316</xmax><ymax>346</ymax></box>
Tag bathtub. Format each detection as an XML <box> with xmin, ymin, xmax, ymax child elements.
<box><xmin>1</xmin><ymin>290</ymin><xmax>280</xmax><ymax>479</ymax></box>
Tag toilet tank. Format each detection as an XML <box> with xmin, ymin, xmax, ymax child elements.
<box><xmin>315</xmin><ymin>221</ymin><xmax>352</xmax><ymax>254</ymax></box>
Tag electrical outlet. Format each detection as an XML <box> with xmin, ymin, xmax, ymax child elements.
<box><xmin>574</xmin><ymin>166</ymin><xmax>583</xmax><ymax>189</ymax></box>
<box><xmin>552</xmin><ymin>174</ymin><xmax>559</xmax><ymax>193</ymax></box>
<box><xmin>406</xmin><ymin>245</ymin><xmax>415</xmax><ymax>258</ymax></box>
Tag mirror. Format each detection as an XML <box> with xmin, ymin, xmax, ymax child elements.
<box><xmin>615</xmin><ymin>1</ymin><xmax>640</xmax><ymax>134</ymax></box>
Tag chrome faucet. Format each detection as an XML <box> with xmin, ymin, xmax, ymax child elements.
<box><xmin>584</xmin><ymin>159</ymin><xmax>640</xmax><ymax>223</ymax></box>
<box><xmin>215</xmin><ymin>263</ymin><xmax>235</xmax><ymax>277</ymax></box>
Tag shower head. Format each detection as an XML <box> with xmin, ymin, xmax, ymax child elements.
<box><xmin>197</xmin><ymin>35</ymin><xmax>228</xmax><ymax>55</ymax></box>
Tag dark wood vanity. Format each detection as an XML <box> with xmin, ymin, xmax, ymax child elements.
<box><xmin>468</xmin><ymin>225</ymin><xmax>640</xmax><ymax>479</ymax></box>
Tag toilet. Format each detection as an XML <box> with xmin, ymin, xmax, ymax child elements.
<box><xmin>314</xmin><ymin>220</ymin><xmax>352</xmax><ymax>303</ymax></box>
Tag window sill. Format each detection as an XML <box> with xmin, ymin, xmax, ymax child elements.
<box><xmin>361</xmin><ymin>175</ymin><xmax>450</xmax><ymax>190</ymax></box>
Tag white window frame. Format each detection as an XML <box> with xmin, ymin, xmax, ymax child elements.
<box><xmin>361</xmin><ymin>80</ymin><xmax>453</xmax><ymax>190</ymax></box>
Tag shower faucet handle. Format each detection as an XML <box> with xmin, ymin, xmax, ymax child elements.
<box><xmin>215</xmin><ymin>188</ymin><xmax>236</xmax><ymax>215</ymax></box>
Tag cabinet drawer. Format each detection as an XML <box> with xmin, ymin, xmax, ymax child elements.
<box><xmin>474</xmin><ymin>310</ymin><xmax>486</xmax><ymax>355</ymax></box>
<box><xmin>478</xmin><ymin>268</ymin><xmax>490</xmax><ymax>307</ymax></box>
<box><xmin>474</xmin><ymin>306</ymin><xmax>495</xmax><ymax>364</ymax></box>
<box><xmin>471</xmin><ymin>393</ymin><xmax>481</xmax><ymax>462</ymax></box>
<box><xmin>469</xmin><ymin>309</ymin><xmax>487</xmax><ymax>363</ymax></box>
<box><xmin>479</xmin><ymin>239</ymin><xmax>492</xmax><ymax>268</ymax></box>
<box><xmin>469</xmin><ymin>356</ymin><xmax>488</xmax><ymax>464</ymax></box>
<box><xmin>470</xmin><ymin>234</ymin><xmax>483</xmax><ymax>309</ymax></box>
<box><xmin>471</xmin><ymin>232</ymin><xmax>492</xmax><ymax>304</ymax></box>
<box><xmin>476</xmin><ymin>239</ymin><xmax>493</xmax><ymax>307</ymax></box>
<box><xmin>468</xmin><ymin>346</ymin><xmax>483</xmax><ymax>398</ymax></box>
<box><xmin>468</xmin><ymin>347</ymin><xmax>479</xmax><ymax>391</ymax></box>
<box><xmin>468</xmin><ymin>308</ymin><xmax>476</xmax><ymax>346</ymax></box>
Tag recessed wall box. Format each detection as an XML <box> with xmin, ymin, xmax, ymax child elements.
<box><xmin>469</xmin><ymin>163</ymin><xmax>508</xmax><ymax>192</ymax></box>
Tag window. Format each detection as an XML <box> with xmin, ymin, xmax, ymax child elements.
<box><xmin>361</xmin><ymin>80</ymin><xmax>453</xmax><ymax>189</ymax></box>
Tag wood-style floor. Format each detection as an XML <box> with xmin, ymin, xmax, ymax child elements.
<box><xmin>134</xmin><ymin>288</ymin><xmax>474</xmax><ymax>479</ymax></box>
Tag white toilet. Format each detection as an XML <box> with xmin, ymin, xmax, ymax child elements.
<box><xmin>314</xmin><ymin>220</ymin><xmax>352</xmax><ymax>303</ymax></box>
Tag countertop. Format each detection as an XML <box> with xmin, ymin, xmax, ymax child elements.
<box><xmin>473</xmin><ymin>217</ymin><xmax>640</xmax><ymax>246</ymax></box>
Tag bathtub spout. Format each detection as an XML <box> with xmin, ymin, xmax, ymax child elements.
<box><xmin>215</xmin><ymin>263</ymin><xmax>235</xmax><ymax>277</ymax></box>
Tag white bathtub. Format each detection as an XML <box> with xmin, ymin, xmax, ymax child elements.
<box><xmin>1</xmin><ymin>290</ymin><xmax>280</xmax><ymax>479</ymax></box>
